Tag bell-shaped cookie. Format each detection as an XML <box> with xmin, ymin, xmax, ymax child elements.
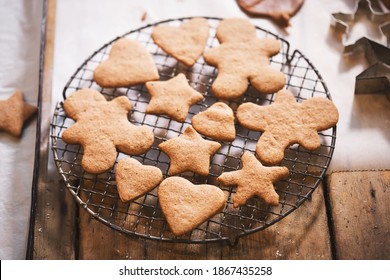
<box><xmin>192</xmin><ymin>102</ymin><xmax>236</xmax><ymax>141</ymax></box>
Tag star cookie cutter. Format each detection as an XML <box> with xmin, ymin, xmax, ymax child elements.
<box><xmin>331</xmin><ymin>0</ymin><xmax>390</xmax><ymax>46</ymax></box>
<box><xmin>331</xmin><ymin>0</ymin><xmax>390</xmax><ymax>101</ymax></box>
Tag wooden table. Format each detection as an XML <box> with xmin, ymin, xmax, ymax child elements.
<box><xmin>27</xmin><ymin>0</ymin><xmax>390</xmax><ymax>260</ymax></box>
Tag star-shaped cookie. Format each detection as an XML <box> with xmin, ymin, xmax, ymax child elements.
<box><xmin>62</xmin><ymin>88</ymin><xmax>154</xmax><ymax>174</ymax></box>
<box><xmin>159</xmin><ymin>125</ymin><xmax>221</xmax><ymax>176</ymax></box>
<box><xmin>218</xmin><ymin>151</ymin><xmax>289</xmax><ymax>207</ymax></box>
<box><xmin>145</xmin><ymin>73</ymin><xmax>204</xmax><ymax>122</ymax></box>
<box><xmin>0</xmin><ymin>89</ymin><xmax>37</xmax><ymax>137</ymax></box>
<box><xmin>237</xmin><ymin>89</ymin><xmax>339</xmax><ymax>165</ymax></box>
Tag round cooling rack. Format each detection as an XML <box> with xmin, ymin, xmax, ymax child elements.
<box><xmin>50</xmin><ymin>17</ymin><xmax>337</xmax><ymax>246</ymax></box>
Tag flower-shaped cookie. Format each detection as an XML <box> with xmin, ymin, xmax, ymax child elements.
<box><xmin>218</xmin><ymin>151</ymin><xmax>289</xmax><ymax>207</ymax></box>
<box><xmin>62</xmin><ymin>89</ymin><xmax>154</xmax><ymax>174</ymax></box>
<box><xmin>204</xmin><ymin>18</ymin><xmax>285</xmax><ymax>100</ymax></box>
<box><xmin>237</xmin><ymin>89</ymin><xmax>339</xmax><ymax>165</ymax></box>
<box><xmin>159</xmin><ymin>126</ymin><xmax>221</xmax><ymax>176</ymax></box>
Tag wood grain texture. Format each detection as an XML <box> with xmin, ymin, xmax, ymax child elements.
<box><xmin>222</xmin><ymin>183</ymin><xmax>331</xmax><ymax>260</ymax></box>
<box><xmin>77</xmin><ymin>180</ymin><xmax>146</xmax><ymax>260</ymax></box>
<box><xmin>30</xmin><ymin>0</ymin><xmax>78</xmax><ymax>260</ymax></box>
<box><xmin>76</xmin><ymin>182</ymin><xmax>330</xmax><ymax>260</ymax></box>
<box><xmin>327</xmin><ymin>170</ymin><xmax>390</xmax><ymax>259</ymax></box>
<box><xmin>78</xmin><ymin>213</ymin><xmax>147</xmax><ymax>260</ymax></box>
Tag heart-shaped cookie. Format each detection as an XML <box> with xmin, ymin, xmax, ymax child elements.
<box><xmin>93</xmin><ymin>38</ymin><xmax>159</xmax><ymax>88</ymax></box>
<box><xmin>115</xmin><ymin>158</ymin><xmax>163</xmax><ymax>202</ymax></box>
<box><xmin>192</xmin><ymin>102</ymin><xmax>236</xmax><ymax>141</ymax></box>
<box><xmin>158</xmin><ymin>176</ymin><xmax>226</xmax><ymax>236</ymax></box>
<box><xmin>152</xmin><ymin>17</ymin><xmax>209</xmax><ymax>67</ymax></box>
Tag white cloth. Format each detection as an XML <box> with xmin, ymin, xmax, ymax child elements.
<box><xmin>0</xmin><ymin>0</ymin><xmax>42</xmax><ymax>259</ymax></box>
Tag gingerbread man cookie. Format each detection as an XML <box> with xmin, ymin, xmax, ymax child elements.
<box><xmin>62</xmin><ymin>88</ymin><xmax>154</xmax><ymax>174</ymax></box>
<box><xmin>218</xmin><ymin>151</ymin><xmax>289</xmax><ymax>207</ymax></box>
<box><xmin>237</xmin><ymin>89</ymin><xmax>339</xmax><ymax>165</ymax></box>
<box><xmin>203</xmin><ymin>18</ymin><xmax>285</xmax><ymax>100</ymax></box>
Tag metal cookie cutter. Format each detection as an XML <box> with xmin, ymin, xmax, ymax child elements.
<box><xmin>331</xmin><ymin>0</ymin><xmax>390</xmax><ymax>46</ymax></box>
<box><xmin>331</xmin><ymin>0</ymin><xmax>390</xmax><ymax>101</ymax></box>
<box><xmin>345</xmin><ymin>37</ymin><xmax>390</xmax><ymax>100</ymax></box>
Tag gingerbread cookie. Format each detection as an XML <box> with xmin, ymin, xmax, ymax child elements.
<box><xmin>0</xmin><ymin>89</ymin><xmax>37</xmax><ymax>137</ymax></box>
<box><xmin>158</xmin><ymin>176</ymin><xmax>226</xmax><ymax>236</ymax></box>
<box><xmin>145</xmin><ymin>73</ymin><xmax>204</xmax><ymax>122</ymax></box>
<box><xmin>159</xmin><ymin>125</ymin><xmax>221</xmax><ymax>176</ymax></box>
<box><xmin>192</xmin><ymin>102</ymin><xmax>236</xmax><ymax>141</ymax></box>
<box><xmin>152</xmin><ymin>17</ymin><xmax>210</xmax><ymax>67</ymax></box>
<box><xmin>237</xmin><ymin>0</ymin><xmax>305</xmax><ymax>27</ymax></box>
<box><xmin>218</xmin><ymin>151</ymin><xmax>289</xmax><ymax>207</ymax></box>
<box><xmin>62</xmin><ymin>88</ymin><xmax>154</xmax><ymax>174</ymax></box>
<box><xmin>93</xmin><ymin>38</ymin><xmax>159</xmax><ymax>88</ymax></box>
<box><xmin>115</xmin><ymin>157</ymin><xmax>163</xmax><ymax>202</ymax></box>
<box><xmin>203</xmin><ymin>18</ymin><xmax>285</xmax><ymax>99</ymax></box>
<box><xmin>237</xmin><ymin>89</ymin><xmax>339</xmax><ymax>165</ymax></box>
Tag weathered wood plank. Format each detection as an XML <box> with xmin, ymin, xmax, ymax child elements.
<box><xmin>77</xmin><ymin>180</ymin><xmax>147</xmax><ymax>260</ymax></box>
<box><xmin>78</xmin><ymin>212</ymin><xmax>147</xmax><ymax>260</ymax></box>
<box><xmin>327</xmin><ymin>170</ymin><xmax>390</xmax><ymax>260</ymax></box>
<box><xmin>143</xmin><ymin>240</ymin><xmax>222</xmax><ymax>260</ymax></box>
<box><xmin>222</xmin><ymin>183</ymin><xmax>332</xmax><ymax>259</ymax></box>
<box><xmin>30</xmin><ymin>0</ymin><xmax>78</xmax><ymax>260</ymax></box>
<box><xmin>77</xmin><ymin>182</ymin><xmax>330</xmax><ymax>259</ymax></box>
<box><xmin>76</xmin><ymin>176</ymin><xmax>222</xmax><ymax>260</ymax></box>
<box><xmin>147</xmin><ymin>182</ymin><xmax>331</xmax><ymax>260</ymax></box>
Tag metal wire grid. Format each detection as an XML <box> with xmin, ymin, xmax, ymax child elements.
<box><xmin>50</xmin><ymin>17</ymin><xmax>337</xmax><ymax>246</ymax></box>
